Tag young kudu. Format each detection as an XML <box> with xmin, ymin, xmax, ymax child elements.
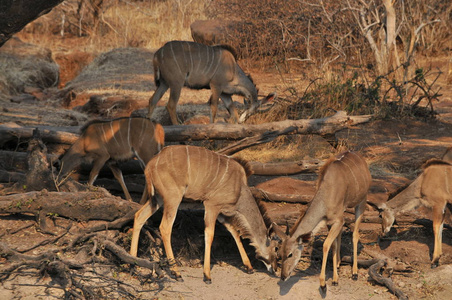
<box><xmin>59</xmin><ymin>117</ymin><xmax>164</xmax><ymax>202</ymax></box>
<box><xmin>147</xmin><ymin>40</ymin><xmax>275</xmax><ymax>124</ymax></box>
<box><xmin>130</xmin><ymin>145</ymin><xmax>279</xmax><ymax>283</ymax></box>
<box><xmin>378</xmin><ymin>148</ymin><xmax>452</xmax><ymax>267</ymax></box>
<box><xmin>276</xmin><ymin>151</ymin><xmax>371</xmax><ymax>293</ymax></box>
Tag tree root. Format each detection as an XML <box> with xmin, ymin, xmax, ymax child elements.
<box><xmin>368</xmin><ymin>260</ymin><xmax>408</xmax><ymax>300</ymax></box>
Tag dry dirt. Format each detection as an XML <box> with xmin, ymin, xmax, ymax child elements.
<box><xmin>0</xmin><ymin>37</ymin><xmax>452</xmax><ymax>299</ymax></box>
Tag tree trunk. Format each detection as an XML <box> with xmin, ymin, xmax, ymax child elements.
<box><xmin>0</xmin><ymin>0</ymin><xmax>65</xmax><ymax>47</ymax></box>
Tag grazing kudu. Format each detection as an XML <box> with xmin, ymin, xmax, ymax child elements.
<box><xmin>275</xmin><ymin>151</ymin><xmax>371</xmax><ymax>293</ymax></box>
<box><xmin>130</xmin><ymin>145</ymin><xmax>279</xmax><ymax>283</ymax></box>
<box><xmin>147</xmin><ymin>40</ymin><xmax>275</xmax><ymax>124</ymax></box>
<box><xmin>59</xmin><ymin>117</ymin><xmax>164</xmax><ymax>202</ymax></box>
<box><xmin>378</xmin><ymin>157</ymin><xmax>452</xmax><ymax>267</ymax></box>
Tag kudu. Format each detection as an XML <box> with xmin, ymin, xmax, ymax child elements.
<box><xmin>378</xmin><ymin>148</ymin><xmax>452</xmax><ymax>267</ymax></box>
<box><xmin>59</xmin><ymin>117</ymin><xmax>164</xmax><ymax>202</ymax></box>
<box><xmin>130</xmin><ymin>145</ymin><xmax>279</xmax><ymax>283</ymax></box>
<box><xmin>275</xmin><ymin>151</ymin><xmax>371</xmax><ymax>293</ymax></box>
<box><xmin>147</xmin><ymin>40</ymin><xmax>275</xmax><ymax>124</ymax></box>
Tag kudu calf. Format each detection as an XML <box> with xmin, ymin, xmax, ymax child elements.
<box><xmin>130</xmin><ymin>145</ymin><xmax>279</xmax><ymax>283</ymax></box>
<box><xmin>378</xmin><ymin>150</ymin><xmax>452</xmax><ymax>267</ymax></box>
<box><xmin>59</xmin><ymin>117</ymin><xmax>164</xmax><ymax>202</ymax></box>
<box><xmin>148</xmin><ymin>40</ymin><xmax>275</xmax><ymax>124</ymax></box>
<box><xmin>275</xmin><ymin>151</ymin><xmax>371</xmax><ymax>293</ymax></box>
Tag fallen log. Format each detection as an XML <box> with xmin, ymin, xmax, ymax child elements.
<box><xmin>249</xmin><ymin>159</ymin><xmax>323</xmax><ymax>175</ymax></box>
<box><xmin>250</xmin><ymin>187</ymin><xmax>311</xmax><ymax>204</ymax></box>
<box><xmin>0</xmin><ymin>150</ymin><xmax>323</xmax><ymax>179</ymax></box>
<box><xmin>0</xmin><ymin>111</ymin><xmax>372</xmax><ymax>145</ymax></box>
<box><xmin>216</xmin><ymin>126</ymin><xmax>297</xmax><ymax>155</ymax></box>
<box><xmin>164</xmin><ymin>111</ymin><xmax>373</xmax><ymax>142</ymax></box>
<box><xmin>0</xmin><ymin>124</ymin><xmax>79</xmax><ymax>146</ymax></box>
<box><xmin>0</xmin><ymin>190</ymin><xmax>141</xmax><ymax>222</ymax></box>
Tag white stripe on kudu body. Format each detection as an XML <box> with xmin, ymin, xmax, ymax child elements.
<box><xmin>276</xmin><ymin>151</ymin><xmax>371</xmax><ymax>294</ymax></box>
<box><xmin>59</xmin><ymin>117</ymin><xmax>164</xmax><ymax>202</ymax></box>
<box><xmin>147</xmin><ymin>40</ymin><xmax>275</xmax><ymax>125</ymax></box>
<box><xmin>130</xmin><ymin>145</ymin><xmax>279</xmax><ymax>283</ymax></box>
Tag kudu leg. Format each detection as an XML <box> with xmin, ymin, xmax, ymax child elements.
<box><xmin>88</xmin><ymin>156</ymin><xmax>109</xmax><ymax>187</ymax></box>
<box><xmin>220</xmin><ymin>221</ymin><xmax>254</xmax><ymax>273</ymax></box>
<box><xmin>159</xmin><ymin>200</ymin><xmax>183</xmax><ymax>280</ymax></box>
<box><xmin>148</xmin><ymin>83</ymin><xmax>169</xmax><ymax>119</ymax></box>
<box><xmin>352</xmin><ymin>200</ymin><xmax>367</xmax><ymax>279</ymax></box>
<box><xmin>108</xmin><ymin>162</ymin><xmax>132</xmax><ymax>201</ymax></box>
<box><xmin>139</xmin><ymin>185</ymin><xmax>149</xmax><ymax>205</ymax></box>
<box><xmin>202</xmin><ymin>206</ymin><xmax>221</xmax><ymax>283</ymax></box>
<box><xmin>220</xmin><ymin>94</ymin><xmax>240</xmax><ymax>123</ymax></box>
<box><xmin>130</xmin><ymin>198</ymin><xmax>161</xmax><ymax>257</ymax></box>
<box><xmin>331</xmin><ymin>227</ymin><xmax>343</xmax><ymax>286</ymax></box>
<box><xmin>431</xmin><ymin>204</ymin><xmax>446</xmax><ymax>267</ymax></box>
<box><xmin>167</xmin><ymin>87</ymin><xmax>182</xmax><ymax>125</ymax></box>
<box><xmin>208</xmin><ymin>87</ymin><xmax>221</xmax><ymax>123</ymax></box>
<box><xmin>319</xmin><ymin>221</ymin><xmax>344</xmax><ymax>293</ymax></box>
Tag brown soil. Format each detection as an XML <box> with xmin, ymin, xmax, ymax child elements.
<box><xmin>0</xmin><ymin>37</ymin><xmax>451</xmax><ymax>299</ymax></box>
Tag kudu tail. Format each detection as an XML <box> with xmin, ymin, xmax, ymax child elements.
<box><xmin>153</xmin><ymin>56</ymin><xmax>161</xmax><ymax>87</ymax></box>
<box><xmin>153</xmin><ymin>123</ymin><xmax>165</xmax><ymax>152</ymax></box>
<box><xmin>142</xmin><ymin>163</ymin><xmax>156</xmax><ymax>205</ymax></box>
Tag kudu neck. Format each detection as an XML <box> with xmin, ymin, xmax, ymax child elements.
<box><xmin>386</xmin><ymin>176</ymin><xmax>423</xmax><ymax>213</ymax></box>
<box><xmin>236</xmin><ymin>187</ymin><xmax>271</xmax><ymax>256</ymax></box>
<box><xmin>290</xmin><ymin>190</ymin><xmax>327</xmax><ymax>239</ymax></box>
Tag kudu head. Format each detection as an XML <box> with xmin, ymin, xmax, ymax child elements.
<box><xmin>378</xmin><ymin>203</ymin><xmax>395</xmax><ymax>235</ymax></box>
<box><xmin>368</xmin><ymin>202</ymin><xmax>395</xmax><ymax>236</ymax></box>
<box><xmin>266</xmin><ymin>222</ymin><xmax>310</xmax><ymax>281</ymax></box>
<box><xmin>256</xmin><ymin>223</ymin><xmax>284</xmax><ymax>274</ymax></box>
<box><xmin>238</xmin><ymin>92</ymin><xmax>276</xmax><ymax>123</ymax></box>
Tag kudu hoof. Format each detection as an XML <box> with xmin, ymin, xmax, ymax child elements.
<box><xmin>320</xmin><ymin>284</ymin><xmax>327</xmax><ymax>295</ymax></box>
<box><xmin>203</xmin><ymin>276</ymin><xmax>212</xmax><ymax>284</ymax></box>
<box><xmin>352</xmin><ymin>274</ymin><xmax>358</xmax><ymax>281</ymax></box>
<box><xmin>175</xmin><ymin>275</ymin><xmax>184</xmax><ymax>282</ymax></box>
<box><xmin>247</xmin><ymin>267</ymin><xmax>255</xmax><ymax>274</ymax></box>
<box><xmin>431</xmin><ymin>263</ymin><xmax>439</xmax><ymax>269</ymax></box>
<box><xmin>332</xmin><ymin>281</ymin><xmax>338</xmax><ymax>286</ymax></box>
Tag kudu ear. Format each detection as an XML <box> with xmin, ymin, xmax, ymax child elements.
<box><xmin>268</xmin><ymin>222</ymin><xmax>287</xmax><ymax>240</ymax></box>
<box><xmin>296</xmin><ymin>233</ymin><xmax>311</xmax><ymax>245</ymax></box>
<box><xmin>367</xmin><ymin>201</ymin><xmax>385</xmax><ymax>213</ymax></box>
<box><xmin>261</xmin><ymin>92</ymin><xmax>276</xmax><ymax>106</ymax></box>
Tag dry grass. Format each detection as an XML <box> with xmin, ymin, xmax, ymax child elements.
<box><xmin>19</xmin><ymin>0</ymin><xmax>209</xmax><ymax>54</ymax></box>
<box><xmin>237</xmin><ymin>135</ymin><xmax>334</xmax><ymax>163</ymax></box>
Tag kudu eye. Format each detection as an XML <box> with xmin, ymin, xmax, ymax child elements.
<box><xmin>287</xmin><ymin>253</ymin><xmax>293</xmax><ymax>258</ymax></box>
